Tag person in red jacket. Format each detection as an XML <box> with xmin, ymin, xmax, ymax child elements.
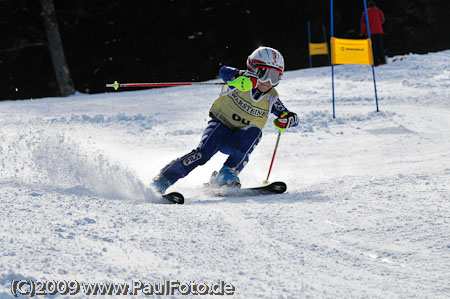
<box><xmin>361</xmin><ymin>1</ymin><xmax>386</xmax><ymax>65</ymax></box>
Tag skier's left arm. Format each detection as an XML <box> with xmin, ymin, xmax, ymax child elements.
<box><xmin>271</xmin><ymin>98</ymin><xmax>299</xmax><ymax>129</ymax></box>
<box><xmin>360</xmin><ymin>12</ymin><xmax>367</xmax><ymax>35</ymax></box>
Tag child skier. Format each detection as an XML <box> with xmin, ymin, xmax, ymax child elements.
<box><xmin>151</xmin><ymin>46</ymin><xmax>299</xmax><ymax>194</ymax></box>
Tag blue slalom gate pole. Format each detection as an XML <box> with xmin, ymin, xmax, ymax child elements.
<box><xmin>363</xmin><ymin>0</ymin><xmax>379</xmax><ymax>112</ymax></box>
<box><xmin>371</xmin><ymin>62</ymin><xmax>379</xmax><ymax>112</ymax></box>
<box><xmin>330</xmin><ymin>0</ymin><xmax>336</xmax><ymax>118</ymax></box>
<box><xmin>307</xmin><ymin>21</ymin><xmax>312</xmax><ymax>68</ymax></box>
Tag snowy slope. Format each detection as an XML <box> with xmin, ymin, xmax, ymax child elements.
<box><xmin>1</xmin><ymin>51</ymin><xmax>450</xmax><ymax>298</ymax></box>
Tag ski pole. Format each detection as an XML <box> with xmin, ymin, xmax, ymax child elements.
<box><xmin>106</xmin><ymin>76</ymin><xmax>253</xmax><ymax>91</ymax></box>
<box><xmin>106</xmin><ymin>81</ymin><xmax>223</xmax><ymax>89</ymax></box>
<box><xmin>263</xmin><ymin>117</ymin><xmax>287</xmax><ymax>185</ymax></box>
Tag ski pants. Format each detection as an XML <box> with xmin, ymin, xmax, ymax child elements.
<box><xmin>371</xmin><ymin>34</ymin><xmax>386</xmax><ymax>65</ymax></box>
<box><xmin>160</xmin><ymin>119</ymin><xmax>262</xmax><ymax>184</ymax></box>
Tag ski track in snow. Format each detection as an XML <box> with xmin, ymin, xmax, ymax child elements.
<box><xmin>1</xmin><ymin>51</ymin><xmax>450</xmax><ymax>298</ymax></box>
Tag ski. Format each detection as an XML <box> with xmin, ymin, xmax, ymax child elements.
<box><xmin>158</xmin><ymin>182</ymin><xmax>286</xmax><ymax>203</ymax></box>
<box><xmin>162</xmin><ymin>192</ymin><xmax>184</xmax><ymax>204</ymax></box>
<box><xmin>206</xmin><ymin>181</ymin><xmax>287</xmax><ymax>197</ymax></box>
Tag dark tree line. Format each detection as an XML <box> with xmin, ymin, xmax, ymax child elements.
<box><xmin>1</xmin><ymin>0</ymin><xmax>449</xmax><ymax>100</ymax></box>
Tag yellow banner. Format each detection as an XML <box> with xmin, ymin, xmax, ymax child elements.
<box><xmin>331</xmin><ymin>37</ymin><xmax>373</xmax><ymax>65</ymax></box>
<box><xmin>309</xmin><ymin>43</ymin><xmax>329</xmax><ymax>56</ymax></box>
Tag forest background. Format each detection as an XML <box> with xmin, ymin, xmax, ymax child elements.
<box><xmin>1</xmin><ymin>0</ymin><xmax>449</xmax><ymax>100</ymax></box>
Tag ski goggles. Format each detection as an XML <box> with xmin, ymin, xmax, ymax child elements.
<box><xmin>256</xmin><ymin>67</ymin><xmax>283</xmax><ymax>85</ymax></box>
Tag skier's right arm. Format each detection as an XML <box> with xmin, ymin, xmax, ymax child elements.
<box><xmin>220</xmin><ymin>66</ymin><xmax>239</xmax><ymax>82</ymax></box>
<box><xmin>220</xmin><ymin>66</ymin><xmax>258</xmax><ymax>89</ymax></box>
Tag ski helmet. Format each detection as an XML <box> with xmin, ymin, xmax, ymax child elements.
<box><xmin>246</xmin><ymin>47</ymin><xmax>285</xmax><ymax>86</ymax></box>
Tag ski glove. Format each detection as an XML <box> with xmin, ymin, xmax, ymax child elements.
<box><xmin>239</xmin><ymin>70</ymin><xmax>259</xmax><ymax>89</ymax></box>
<box><xmin>275</xmin><ymin>112</ymin><xmax>298</xmax><ymax>129</ymax></box>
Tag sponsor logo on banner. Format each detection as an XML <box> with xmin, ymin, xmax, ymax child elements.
<box><xmin>340</xmin><ymin>46</ymin><xmax>364</xmax><ymax>52</ymax></box>
<box><xmin>331</xmin><ymin>37</ymin><xmax>373</xmax><ymax>65</ymax></box>
<box><xmin>183</xmin><ymin>152</ymin><xmax>202</xmax><ymax>166</ymax></box>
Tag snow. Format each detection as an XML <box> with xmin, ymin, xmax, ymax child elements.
<box><xmin>1</xmin><ymin>50</ymin><xmax>450</xmax><ymax>298</ymax></box>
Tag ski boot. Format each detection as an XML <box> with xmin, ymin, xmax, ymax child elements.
<box><xmin>210</xmin><ymin>165</ymin><xmax>241</xmax><ymax>188</ymax></box>
<box><xmin>151</xmin><ymin>174</ymin><xmax>171</xmax><ymax>194</ymax></box>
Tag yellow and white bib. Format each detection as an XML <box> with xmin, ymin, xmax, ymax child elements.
<box><xmin>209</xmin><ymin>85</ymin><xmax>279</xmax><ymax>130</ymax></box>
